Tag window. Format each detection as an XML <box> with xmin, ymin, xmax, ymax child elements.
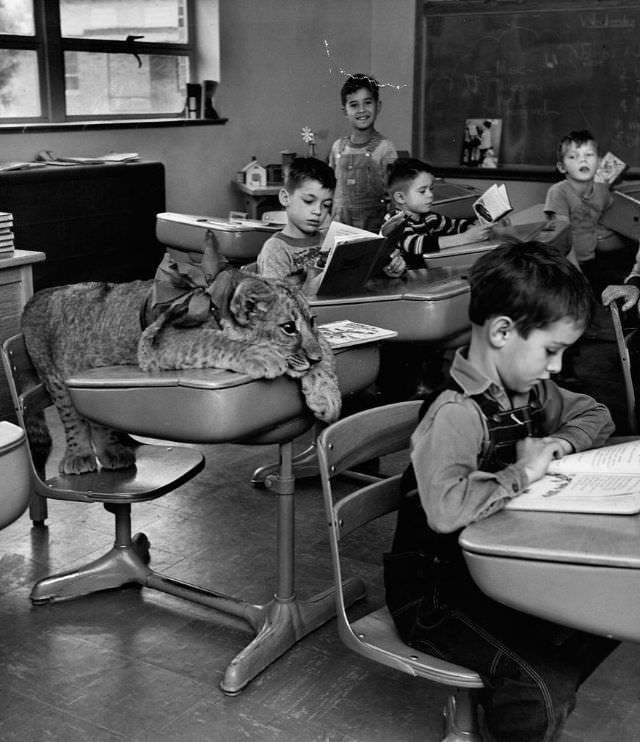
<box><xmin>0</xmin><ymin>0</ymin><xmax>196</xmax><ymax>123</ymax></box>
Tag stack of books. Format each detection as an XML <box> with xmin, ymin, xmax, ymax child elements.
<box><xmin>0</xmin><ymin>212</ymin><xmax>15</xmax><ymax>257</ymax></box>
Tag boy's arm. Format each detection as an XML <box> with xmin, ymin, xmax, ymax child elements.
<box><xmin>541</xmin><ymin>380</ymin><xmax>615</xmax><ymax>453</ymax></box>
<box><xmin>543</xmin><ymin>182</ymin><xmax>570</xmax><ymax>219</ymax></box>
<box><xmin>257</xmin><ymin>238</ymin><xmax>295</xmax><ymax>281</ymax></box>
<box><xmin>411</xmin><ymin>394</ymin><xmax>530</xmax><ymax>533</ymax></box>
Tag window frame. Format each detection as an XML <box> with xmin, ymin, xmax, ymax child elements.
<box><xmin>0</xmin><ymin>0</ymin><xmax>197</xmax><ymax>124</ymax></box>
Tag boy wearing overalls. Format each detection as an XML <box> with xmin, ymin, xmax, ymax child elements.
<box><xmin>328</xmin><ymin>73</ymin><xmax>397</xmax><ymax>233</ymax></box>
<box><xmin>384</xmin><ymin>243</ymin><xmax>618</xmax><ymax>741</ymax></box>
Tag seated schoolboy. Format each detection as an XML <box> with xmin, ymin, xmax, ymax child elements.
<box><xmin>381</xmin><ymin>157</ymin><xmax>489</xmax><ymax>269</ymax></box>
<box><xmin>257</xmin><ymin>157</ymin><xmax>336</xmax><ymax>294</ymax></box>
<box><xmin>384</xmin><ymin>243</ymin><xmax>618</xmax><ymax>742</ymax></box>
<box><xmin>257</xmin><ymin>156</ymin><xmax>405</xmax><ymax>292</ymax></box>
<box><xmin>544</xmin><ymin>129</ymin><xmax>632</xmax><ymax>290</ymax></box>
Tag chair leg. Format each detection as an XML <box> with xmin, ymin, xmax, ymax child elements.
<box><xmin>442</xmin><ymin>690</ymin><xmax>483</xmax><ymax>742</ymax></box>
<box><xmin>30</xmin><ymin>503</ymin><xmax>151</xmax><ymax>604</ymax></box>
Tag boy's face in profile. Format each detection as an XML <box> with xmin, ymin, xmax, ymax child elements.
<box><xmin>279</xmin><ymin>178</ymin><xmax>333</xmax><ymax>238</ymax></box>
<box><xmin>396</xmin><ymin>172</ymin><xmax>434</xmax><ymax>217</ymax></box>
<box><xmin>497</xmin><ymin>317</ymin><xmax>583</xmax><ymax>394</ymax></box>
<box><xmin>557</xmin><ymin>140</ymin><xmax>598</xmax><ymax>184</ymax></box>
<box><xmin>343</xmin><ymin>87</ymin><xmax>380</xmax><ymax>132</ymax></box>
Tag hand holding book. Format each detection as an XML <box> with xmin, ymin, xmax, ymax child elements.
<box><xmin>473</xmin><ymin>184</ymin><xmax>513</xmax><ymax>225</ymax></box>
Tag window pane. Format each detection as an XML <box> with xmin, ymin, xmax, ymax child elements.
<box><xmin>0</xmin><ymin>49</ymin><xmax>40</xmax><ymax>117</ymax></box>
<box><xmin>0</xmin><ymin>0</ymin><xmax>35</xmax><ymax>36</ymax></box>
<box><xmin>64</xmin><ymin>51</ymin><xmax>188</xmax><ymax>115</ymax></box>
<box><xmin>60</xmin><ymin>0</ymin><xmax>188</xmax><ymax>43</ymax></box>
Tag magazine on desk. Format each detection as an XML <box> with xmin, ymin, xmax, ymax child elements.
<box><xmin>318</xmin><ymin>320</ymin><xmax>397</xmax><ymax>349</ymax></box>
<box><xmin>505</xmin><ymin>439</ymin><xmax>640</xmax><ymax>514</ymax></box>
<box><xmin>473</xmin><ymin>184</ymin><xmax>512</xmax><ymax>225</ymax></box>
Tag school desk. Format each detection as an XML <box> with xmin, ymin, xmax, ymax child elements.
<box><xmin>460</xmin><ymin>508</ymin><xmax>640</xmax><ymax>642</ymax></box>
<box><xmin>311</xmin><ymin>220</ymin><xmax>569</xmax><ymax>343</ymax></box>
<box><xmin>65</xmin><ymin>343</ymin><xmax>379</xmax><ymax>694</ymax></box>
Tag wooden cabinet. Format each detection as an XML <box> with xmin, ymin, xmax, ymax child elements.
<box><xmin>0</xmin><ymin>250</ymin><xmax>45</xmax><ymax>422</ymax></box>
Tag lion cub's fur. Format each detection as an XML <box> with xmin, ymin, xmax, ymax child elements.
<box><xmin>22</xmin><ymin>271</ymin><xmax>341</xmax><ymax>474</ymax></box>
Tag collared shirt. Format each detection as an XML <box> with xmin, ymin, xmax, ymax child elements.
<box><xmin>410</xmin><ymin>347</ymin><xmax>615</xmax><ymax>533</ymax></box>
<box><xmin>544</xmin><ymin>180</ymin><xmax>614</xmax><ymax>262</ymax></box>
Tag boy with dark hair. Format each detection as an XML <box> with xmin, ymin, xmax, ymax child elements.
<box><xmin>381</xmin><ymin>157</ymin><xmax>488</xmax><ymax>268</ymax></box>
<box><xmin>385</xmin><ymin>242</ymin><xmax>618</xmax><ymax>742</ymax></box>
<box><xmin>257</xmin><ymin>157</ymin><xmax>335</xmax><ymax>294</ymax></box>
<box><xmin>328</xmin><ymin>73</ymin><xmax>397</xmax><ymax>233</ymax></box>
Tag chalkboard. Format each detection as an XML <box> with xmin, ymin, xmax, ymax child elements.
<box><xmin>414</xmin><ymin>0</ymin><xmax>640</xmax><ymax>167</ymax></box>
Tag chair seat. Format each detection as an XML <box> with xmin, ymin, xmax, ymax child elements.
<box><xmin>350</xmin><ymin>606</ymin><xmax>484</xmax><ymax>688</ymax></box>
<box><xmin>39</xmin><ymin>443</ymin><xmax>205</xmax><ymax>504</ymax></box>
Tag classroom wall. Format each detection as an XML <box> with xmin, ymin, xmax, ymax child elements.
<box><xmin>0</xmin><ymin>0</ymin><xmax>416</xmax><ymax>219</ymax></box>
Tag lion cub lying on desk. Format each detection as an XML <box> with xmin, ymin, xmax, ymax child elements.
<box><xmin>21</xmin><ymin>245</ymin><xmax>341</xmax><ymax>476</ymax></box>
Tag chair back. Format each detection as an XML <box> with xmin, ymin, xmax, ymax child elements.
<box><xmin>317</xmin><ymin>401</ymin><xmax>484</xmax><ymax>688</ymax></box>
<box><xmin>610</xmin><ymin>302</ymin><xmax>638</xmax><ymax>435</ymax></box>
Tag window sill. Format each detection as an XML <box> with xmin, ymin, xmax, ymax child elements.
<box><xmin>0</xmin><ymin>117</ymin><xmax>228</xmax><ymax>134</ymax></box>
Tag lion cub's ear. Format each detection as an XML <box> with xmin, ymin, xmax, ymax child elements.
<box><xmin>230</xmin><ymin>277</ymin><xmax>277</xmax><ymax>325</ymax></box>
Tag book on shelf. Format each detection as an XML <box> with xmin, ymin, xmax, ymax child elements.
<box><xmin>318</xmin><ymin>320</ymin><xmax>397</xmax><ymax>349</ymax></box>
<box><xmin>505</xmin><ymin>438</ymin><xmax>640</xmax><ymax>514</ymax></box>
<box><xmin>595</xmin><ymin>151</ymin><xmax>627</xmax><ymax>185</ymax></box>
<box><xmin>473</xmin><ymin>183</ymin><xmax>512</xmax><ymax>224</ymax></box>
<box><xmin>0</xmin><ymin>234</ymin><xmax>14</xmax><ymax>246</ymax></box>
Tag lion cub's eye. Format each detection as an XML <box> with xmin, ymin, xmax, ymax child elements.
<box><xmin>279</xmin><ymin>321</ymin><xmax>298</xmax><ymax>336</ymax></box>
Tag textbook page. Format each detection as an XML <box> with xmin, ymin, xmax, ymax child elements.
<box><xmin>505</xmin><ymin>439</ymin><xmax>640</xmax><ymax>513</ymax></box>
<box><xmin>320</xmin><ymin>220</ymin><xmax>379</xmax><ymax>252</ymax></box>
<box><xmin>473</xmin><ymin>184</ymin><xmax>512</xmax><ymax>224</ymax></box>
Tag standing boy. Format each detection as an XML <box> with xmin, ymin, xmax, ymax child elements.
<box><xmin>381</xmin><ymin>158</ymin><xmax>489</xmax><ymax>268</ymax></box>
<box><xmin>328</xmin><ymin>73</ymin><xmax>397</xmax><ymax>233</ymax></box>
<box><xmin>257</xmin><ymin>157</ymin><xmax>335</xmax><ymax>295</ymax></box>
<box><xmin>385</xmin><ymin>243</ymin><xmax>618</xmax><ymax>742</ymax></box>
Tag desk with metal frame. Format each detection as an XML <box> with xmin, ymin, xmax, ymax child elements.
<box><xmin>460</xmin><ymin>508</ymin><xmax>640</xmax><ymax>641</ymax></box>
<box><xmin>66</xmin><ymin>344</ymin><xmax>380</xmax><ymax>694</ymax></box>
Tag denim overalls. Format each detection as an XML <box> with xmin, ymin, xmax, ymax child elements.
<box><xmin>332</xmin><ymin>133</ymin><xmax>387</xmax><ymax>232</ymax></box>
<box><xmin>384</xmin><ymin>381</ymin><xmax>618</xmax><ymax>742</ymax></box>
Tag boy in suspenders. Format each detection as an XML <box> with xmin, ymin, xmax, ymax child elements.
<box><xmin>385</xmin><ymin>243</ymin><xmax>618</xmax><ymax>741</ymax></box>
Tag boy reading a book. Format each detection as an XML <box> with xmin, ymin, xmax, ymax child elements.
<box><xmin>384</xmin><ymin>242</ymin><xmax>618</xmax><ymax>742</ymax></box>
<box><xmin>381</xmin><ymin>158</ymin><xmax>489</xmax><ymax>268</ymax></box>
<box><xmin>257</xmin><ymin>157</ymin><xmax>336</xmax><ymax>294</ymax></box>
<box><xmin>258</xmin><ymin>156</ymin><xmax>405</xmax><ymax>293</ymax></box>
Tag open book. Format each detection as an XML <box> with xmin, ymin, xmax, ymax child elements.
<box><xmin>595</xmin><ymin>151</ymin><xmax>626</xmax><ymax>185</ymax></box>
<box><xmin>313</xmin><ymin>221</ymin><xmax>385</xmax><ymax>296</ymax></box>
<box><xmin>318</xmin><ymin>320</ymin><xmax>397</xmax><ymax>349</ymax></box>
<box><xmin>473</xmin><ymin>184</ymin><xmax>512</xmax><ymax>224</ymax></box>
<box><xmin>506</xmin><ymin>439</ymin><xmax>640</xmax><ymax>514</ymax></box>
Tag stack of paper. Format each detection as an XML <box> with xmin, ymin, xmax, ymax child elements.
<box><xmin>473</xmin><ymin>184</ymin><xmax>512</xmax><ymax>224</ymax></box>
<box><xmin>0</xmin><ymin>212</ymin><xmax>15</xmax><ymax>256</ymax></box>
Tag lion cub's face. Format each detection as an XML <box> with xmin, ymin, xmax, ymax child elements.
<box><xmin>225</xmin><ymin>276</ymin><xmax>323</xmax><ymax>376</ymax></box>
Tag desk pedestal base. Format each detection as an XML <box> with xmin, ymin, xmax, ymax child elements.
<box><xmin>31</xmin><ymin>440</ymin><xmax>365</xmax><ymax>694</ymax></box>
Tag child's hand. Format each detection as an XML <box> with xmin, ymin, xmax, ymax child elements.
<box><xmin>464</xmin><ymin>222</ymin><xmax>490</xmax><ymax>242</ymax></box>
<box><xmin>601</xmin><ymin>283</ymin><xmax>640</xmax><ymax>312</ymax></box>
<box><xmin>382</xmin><ymin>249</ymin><xmax>407</xmax><ymax>278</ymax></box>
<box><xmin>516</xmin><ymin>436</ymin><xmax>568</xmax><ymax>485</ymax></box>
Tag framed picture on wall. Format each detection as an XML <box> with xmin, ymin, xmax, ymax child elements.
<box><xmin>461</xmin><ymin>118</ymin><xmax>502</xmax><ymax>168</ymax></box>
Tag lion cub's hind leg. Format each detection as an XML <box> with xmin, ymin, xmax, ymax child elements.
<box><xmin>90</xmin><ymin>424</ymin><xmax>137</xmax><ymax>470</ymax></box>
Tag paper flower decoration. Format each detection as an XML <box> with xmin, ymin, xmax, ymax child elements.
<box><xmin>300</xmin><ymin>126</ymin><xmax>317</xmax><ymax>157</ymax></box>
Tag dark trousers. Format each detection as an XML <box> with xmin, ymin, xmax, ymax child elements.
<box><xmin>385</xmin><ymin>552</ymin><xmax>618</xmax><ymax>742</ymax></box>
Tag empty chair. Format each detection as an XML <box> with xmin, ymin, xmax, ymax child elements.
<box><xmin>1</xmin><ymin>333</ymin><xmax>205</xmax><ymax>604</ymax></box>
<box><xmin>317</xmin><ymin>401</ymin><xmax>484</xmax><ymax>742</ymax></box>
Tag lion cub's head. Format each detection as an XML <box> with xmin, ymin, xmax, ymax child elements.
<box><xmin>221</xmin><ymin>273</ymin><xmax>324</xmax><ymax>376</ymax></box>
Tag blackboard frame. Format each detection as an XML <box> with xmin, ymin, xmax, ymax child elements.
<box><xmin>413</xmin><ymin>0</ymin><xmax>640</xmax><ymax>172</ymax></box>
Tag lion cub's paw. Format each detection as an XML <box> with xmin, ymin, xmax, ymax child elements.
<box><xmin>59</xmin><ymin>452</ymin><xmax>100</xmax><ymax>475</ymax></box>
<box><xmin>236</xmin><ymin>345</ymin><xmax>289</xmax><ymax>379</ymax></box>
<box><xmin>98</xmin><ymin>443</ymin><xmax>137</xmax><ymax>470</ymax></box>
